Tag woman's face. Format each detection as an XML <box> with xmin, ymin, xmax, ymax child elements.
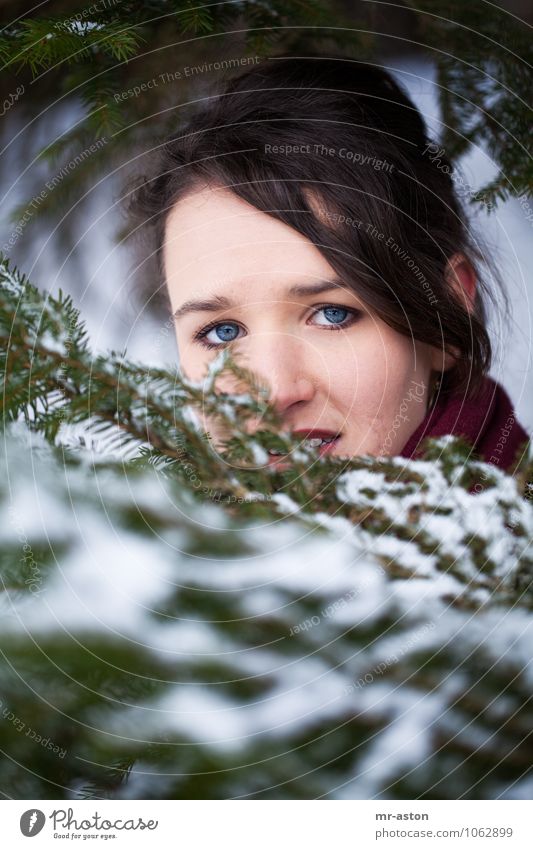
<box><xmin>164</xmin><ymin>186</ymin><xmax>444</xmax><ymax>462</ymax></box>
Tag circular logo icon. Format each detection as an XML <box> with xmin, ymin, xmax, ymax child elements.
<box><xmin>20</xmin><ymin>809</ymin><xmax>46</xmax><ymax>837</ymax></box>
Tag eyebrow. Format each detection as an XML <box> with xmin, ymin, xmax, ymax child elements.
<box><xmin>172</xmin><ymin>278</ymin><xmax>349</xmax><ymax>320</ymax></box>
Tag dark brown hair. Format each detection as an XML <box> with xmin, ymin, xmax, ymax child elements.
<box><xmin>128</xmin><ymin>55</ymin><xmax>503</xmax><ymax>397</ymax></box>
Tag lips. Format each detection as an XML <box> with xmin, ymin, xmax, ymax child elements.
<box><xmin>266</xmin><ymin>428</ymin><xmax>342</xmax><ymax>463</ymax></box>
<box><xmin>292</xmin><ymin>428</ymin><xmax>340</xmax><ymax>441</ymax></box>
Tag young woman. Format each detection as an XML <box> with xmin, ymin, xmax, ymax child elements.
<box><xmin>130</xmin><ymin>55</ymin><xmax>529</xmax><ymax>471</ymax></box>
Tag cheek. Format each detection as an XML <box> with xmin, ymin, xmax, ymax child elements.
<box><xmin>177</xmin><ymin>337</ymin><xmax>247</xmax><ymax>399</ymax></box>
<box><xmin>354</xmin><ymin>326</ymin><xmax>419</xmax><ymax>386</ymax></box>
<box><xmin>327</xmin><ymin>330</ymin><xmax>427</xmax><ymax>431</ymax></box>
<box><xmin>176</xmin><ymin>336</ymin><xmax>251</xmax><ymax>445</ymax></box>
<box><xmin>324</xmin><ymin>325</ymin><xmax>409</xmax><ymax>403</ymax></box>
<box><xmin>176</xmin><ymin>334</ymin><xmax>209</xmax><ymax>382</ymax></box>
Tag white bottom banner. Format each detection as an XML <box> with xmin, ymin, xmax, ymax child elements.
<box><xmin>0</xmin><ymin>800</ymin><xmax>530</xmax><ymax>847</ymax></box>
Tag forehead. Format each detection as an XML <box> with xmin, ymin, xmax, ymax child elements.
<box><xmin>163</xmin><ymin>186</ymin><xmax>337</xmax><ymax>300</ymax></box>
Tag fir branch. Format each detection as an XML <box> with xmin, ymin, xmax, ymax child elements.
<box><xmin>0</xmin><ymin>18</ymin><xmax>141</xmax><ymax>75</ymax></box>
<box><xmin>405</xmin><ymin>0</ymin><xmax>533</xmax><ymax>205</ymax></box>
<box><xmin>1</xmin><ymin>417</ymin><xmax>533</xmax><ymax>800</ymax></box>
<box><xmin>178</xmin><ymin>1</ymin><xmax>215</xmax><ymax>35</ymax></box>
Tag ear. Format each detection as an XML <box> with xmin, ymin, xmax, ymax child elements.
<box><xmin>428</xmin><ymin>345</ymin><xmax>456</xmax><ymax>374</ymax></box>
<box><xmin>427</xmin><ymin>253</ymin><xmax>477</xmax><ymax>374</ymax></box>
<box><xmin>445</xmin><ymin>252</ymin><xmax>477</xmax><ymax>313</ymax></box>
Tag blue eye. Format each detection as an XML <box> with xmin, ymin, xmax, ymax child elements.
<box><xmin>311</xmin><ymin>305</ymin><xmax>357</xmax><ymax>327</ymax></box>
<box><xmin>323</xmin><ymin>306</ymin><xmax>349</xmax><ymax>324</ymax></box>
<box><xmin>197</xmin><ymin>321</ymin><xmax>241</xmax><ymax>348</ymax></box>
<box><xmin>213</xmin><ymin>323</ymin><xmax>239</xmax><ymax>341</ymax></box>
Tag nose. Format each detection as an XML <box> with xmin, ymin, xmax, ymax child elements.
<box><xmin>219</xmin><ymin>333</ymin><xmax>316</xmax><ymax>422</ymax></box>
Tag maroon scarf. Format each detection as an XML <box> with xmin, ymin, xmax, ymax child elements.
<box><xmin>400</xmin><ymin>376</ymin><xmax>530</xmax><ymax>472</ymax></box>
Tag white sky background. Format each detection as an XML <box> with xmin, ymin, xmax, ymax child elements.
<box><xmin>2</xmin><ymin>58</ymin><xmax>532</xmax><ymax>432</ymax></box>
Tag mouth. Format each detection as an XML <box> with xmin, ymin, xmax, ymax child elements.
<box><xmin>267</xmin><ymin>429</ymin><xmax>342</xmax><ymax>464</ymax></box>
